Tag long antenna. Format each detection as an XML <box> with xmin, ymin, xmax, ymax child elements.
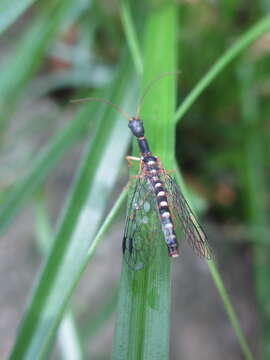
<box><xmin>70</xmin><ymin>97</ymin><xmax>131</xmax><ymax>121</ymax></box>
<box><xmin>71</xmin><ymin>71</ymin><xmax>181</xmax><ymax>122</ymax></box>
<box><xmin>135</xmin><ymin>70</ymin><xmax>181</xmax><ymax>119</ymax></box>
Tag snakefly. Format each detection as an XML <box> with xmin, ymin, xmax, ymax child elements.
<box><xmin>123</xmin><ymin>116</ymin><xmax>211</xmax><ymax>270</ymax></box>
<box><xmin>72</xmin><ymin>75</ymin><xmax>212</xmax><ymax>270</ymax></box>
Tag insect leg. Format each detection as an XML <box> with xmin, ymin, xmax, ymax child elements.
<box><xmin>125</xmin><ymin>156</ymin><xmax>141</xmax><ymax>167</ymax></box>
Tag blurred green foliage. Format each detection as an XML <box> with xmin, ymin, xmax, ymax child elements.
<box><xmin>0</xmin><ymin>0</ymin><xmax>270</xmax><ymax>359</ymax></box>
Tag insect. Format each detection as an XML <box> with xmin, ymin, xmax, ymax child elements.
<box><xmin>123</xmin><ymin>116</ymin><xmax>211</xmax><ymax>270</ymax></box>
<box><xmin>72</xmin><ymin>74</ymin><xmax>212</xmax><ymax>270</ymax></box>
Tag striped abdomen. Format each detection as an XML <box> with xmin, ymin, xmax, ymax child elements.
<box><xmin>143</xmin><ymin>156</ymin><xmax>179</xmax><ymax>257</ymax></box>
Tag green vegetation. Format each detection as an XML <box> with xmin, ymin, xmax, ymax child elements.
<box><xmin>0</xmin><ymin>1</ymin><xmax>269</xmax><ymax>359</ymax></box>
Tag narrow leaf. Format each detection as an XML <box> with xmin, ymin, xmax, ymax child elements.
<box><xmin>175</xmin><ymin>14</ymin><xmax>270</xmax><ymax>123</ymax></box>
<box><xmin>112</xmin><ymin>2</ymin><xmax>178</xmax><ymax>359</ymax></box>
<box><xmin>8</xmin><ymin>60</ymin><xmax>136</xmax><ymax>359</ymax></box>
<box><xmin>0</xmin><ymin>0</ymin><xmax>38</xmax><ymax>34</ymax></box>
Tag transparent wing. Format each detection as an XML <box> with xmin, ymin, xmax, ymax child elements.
<box><xmin>122</xmin><ymin>176</ymin><xmax>161</xmax><ymax>270</ymax></box>
<box><xmin>164</xmin><ymin>174</ymin><xmax>211</xmax><ymax>259</ymax></box>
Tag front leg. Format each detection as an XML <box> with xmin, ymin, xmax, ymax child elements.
<box><xmin>125</xmin><ymin>155</ymin><xmax>141</xmax><ymax>167</ymax></box>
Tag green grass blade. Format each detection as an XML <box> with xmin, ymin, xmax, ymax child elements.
<box><xmin>0</xmin><ymin>103</ymin><xmax>94</xmax><ymax>237</ymax></box>
<box><xmin>8</xmin><ymin>61</ymin><xmax>135</xmax><ymax>359</ymax></box>
<box><xmin>0</xmin><ymin>0</ymin><xmax>38</xmax><ymax>34</ymax></box>
<box><xmin>34</xmin><ymin>192</ymin><xmax>84</xmax><ymax>360</ymax></box>
<box><xmin>175</xmin><ymin>14</ymin><xmax>270</xmax><ymax>123</ymax></box>
<box><xmin>120</xmin><ymin>0</ymin><xmax>143</xmax><ymax>75</ymax></box>
<box><xmin>112</xmin><ymin>2</ymin><xmax>178</xmax><ymax>359</ymax></box>
<box><xmin>81</xmin><ymin>288</ymin><xmax>118</xmax><ymax>342</ymax></box>
<box><xmin>86</xmin><ymin>187</ymin><xmax>128</xmax><ymax>260</ymax></box>
<box><xmin>172</xmin><ymin>161</ymin><xmax>254</xmax><ymax>360</ymax></box>
<box><xmin>0</xmin><ymin>0</ymin><xmax>77</xmax><ymax>129</ymax></box>
<box><xmin>173</xmin><ymin>168</ymin><xmax>254</xmax><ymax>360</ymax></box>
<box><xmin>57</xmin><ymin>311</ymin><xmax>84</xmax><ymax>360</ymax></box>
<box><xmin>236</xmin><ymin>60</ymin><xmax>270</xmax><ymax>358</ymax></box>
<box><xmin>208</xmin><ymin>261</ymin><xmax>254</xmax><ymax>360</ymax></box>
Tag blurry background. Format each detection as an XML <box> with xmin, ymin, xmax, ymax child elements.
<box><xmin>0</xmin><ymin>0</ymin><xmax>269</xmax><ymax>359</ymax></box>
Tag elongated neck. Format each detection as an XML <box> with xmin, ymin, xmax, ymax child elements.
<box><xmin>137</xmin><ymin>136</ymin><xmax>151</xmax><ymax>155</ymax></box>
